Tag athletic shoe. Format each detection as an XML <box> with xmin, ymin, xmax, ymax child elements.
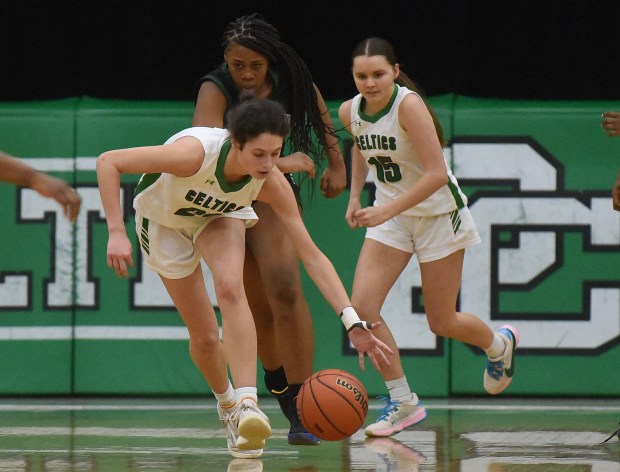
<box><xmin>273</xmin><ymin>388</ymin><xmax>320</xmax><ymax>445</ymax></box>
<box><xmin>217</xmin><ymin>401</ymin><xmax>264</xmax><ymax>459</ymax></box>
<box><xmin>484</xmin><ymin>324</ymin><xmax>520</xmax><ymax>395</ymax></box>
<box><xmin>227</xmin><ymin>458</ymin><xmax>263</xmax><ymax>472</ymax></box>
<box><xmin>364</xmin><ymin>396</ymin><xmax>427</xmax><ymax>437</ymax></box>
<box><xmin>235</xmin><ymin>398</ymin><xmax>272</xmax><ymax>451</ymax></box>
<box><xmin>364</xmin><ymin>436</ymin><xmax>426</xmax><ymax>467</ymax></box>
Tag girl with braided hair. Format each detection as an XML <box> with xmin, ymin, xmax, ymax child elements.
<box><xmin>193</xmin><ymin>13</ymin><xmax>346</xmax><ymax>446</ymax></box>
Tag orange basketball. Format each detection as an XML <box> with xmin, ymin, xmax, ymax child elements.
<box><xmin>296</xmin><ymin>368</ymin><xmax>368</xmax><ymax>441</ymax></box>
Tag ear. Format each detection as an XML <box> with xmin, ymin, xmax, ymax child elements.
<box><xmin>394</xmin><ymin>63</ymin><xmax>400</xmax><ymax>80</ymax></box>
<box><xmin>231</xmin><ymin>137</ymin><xmax>243</xmax><ymax>151</ymax></box>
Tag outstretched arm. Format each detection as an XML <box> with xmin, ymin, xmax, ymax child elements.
<box><xmin>257</xmin><ymin>169</ymin><xmax>393</xmax><ymax>370</ymax></box>
<box><xmin>0</xmin><ymin>149</ymin><xmax>81</xmax><ymax>222</ymax></box>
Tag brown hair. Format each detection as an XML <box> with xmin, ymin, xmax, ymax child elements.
<box><xmin>352</xmin><ymin>37</ymin><xmax>446</xmax><ymax>146</ymax></box>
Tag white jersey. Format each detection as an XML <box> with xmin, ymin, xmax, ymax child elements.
<box><xmin>350</xmin><ymin>84</ymin><xmax>467</xmax><ymax>216</ymax></box>
<box><xmin>133</xmin><ymin>127</ymin><xmax>264</xmax><ymax>230</ymax></box>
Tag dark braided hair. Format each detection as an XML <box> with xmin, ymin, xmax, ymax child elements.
<box><xmin>222</xmin><ymin>13</ymin><xmax>336</xmax><ymax>171</ymax></box>
<box><xmin>352</xmin><ymin>37</ymin><xmax>446</xmax><ymax>147</ymax></box>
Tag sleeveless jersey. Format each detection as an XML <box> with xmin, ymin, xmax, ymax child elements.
<box><xmin>194</xmin><ymin>63</ymin><xmax>293</xmax><ymax>124</ymax></box>
<box><xmin>133</xmin><ymin>127</ymin><xmax>264</xmax><ymax>229</ymax></box>
<box><xmin>350</xmin><ymin>84</ymin><xmax>467</xmax><ymax>216</ymax></box>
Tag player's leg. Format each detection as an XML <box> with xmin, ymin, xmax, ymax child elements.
<box><xmin>352</xmin><ymin>238</ymin><xmax>427</xmax><ymax>437</ymax></box>
<box><xmin>243</xmin><ymin>249</ymin><xmax>281</xmax><ymax>370</ymax></box>
<box><xmin>351</xmin><ymin>238</ymin><xmax>411</xmax><ymax>380</ymax></box>
<box><xmin>246</xmin><ymin>201</ymin><xmax>318</xmax><ymax>445</ymax></box>
<box><xmin>420</xmin><ymin>249</ymin><xmax>518</xmax><ymax>394</ymax></box>
<box><xmin>160</xmin><ymin>264</ymin><xmax>259</xmax><ymax>457</ymax></box>
<box><xmin>160</xmin><ymin>265</ymin><xmax>228</xmax><ymax>391</ymax></box>
<box><xmin>196</xmin><ymin>217</ymin><xmax>271</xmax><ymax>453</ymax></box>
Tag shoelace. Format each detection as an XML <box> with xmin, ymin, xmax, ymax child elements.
<box><xmin>376</xmin><ymin>396</ymin><xmax>400</xmax><ymax>421</ymax></box>
<box><xmin>485</xmin><ymin>359</ymin><xmax>505</xmax><ymax>380</ymax></box>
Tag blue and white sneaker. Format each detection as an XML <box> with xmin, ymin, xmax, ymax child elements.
<box><xmin>484</xmin><ymin>324</ymin><xmax>519</xmax><ymax>395</ymax></box>
<box><xmin>365</xmin><ymin>395</ymin><xmax>427</xmax><ymax>437</ymax></box>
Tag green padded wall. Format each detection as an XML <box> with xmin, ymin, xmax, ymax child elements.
<box><xmin>0</xmin><ymin>99</ymin><xmax>78</xmax><ymax>393</ymax></box>
<box><xmin>0</xmin><ymin>96</ymin><xmax>619</xmax><ymax>396</ymax></box>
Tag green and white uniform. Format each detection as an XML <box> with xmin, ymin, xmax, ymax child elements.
<box><xmin>349</xmin><ymin>84</ymin><xmax>480</xmax><ymax>262</ymax></box>
<box><xmin>133</xmin><ymin>127</ymin><xmax>264</xmax><ymax>279</ymax></box>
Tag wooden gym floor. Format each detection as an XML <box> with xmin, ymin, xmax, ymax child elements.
<box><xmin>0</xmin><ymin>397</ymin><xmax>617</xmax><ymax>471</ymax></box>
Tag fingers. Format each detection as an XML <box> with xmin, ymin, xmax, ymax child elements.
<box><xmin>107</xmin><ymin>254</ymin><xmax>134</xmax><ymax>278</ymax></box>
<box><xmin>320</xmin><ymin>173</ymin><xmax>329</xmax><ymax>195</ymax></box>
<box><xmin>358</xmin><ymin>352</ymin><xmax>366</xmax><ymax>371</ymax></box>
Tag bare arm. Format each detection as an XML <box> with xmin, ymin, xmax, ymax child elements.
<box><xmin>96</xmin><ymin>137</ymin><xmax>204</xmax><ymax>277</ymax></box>
<box><xmin>315</xmin><ymin>85</ymin><xmax>346</xmax><ymax>198</ymax></box>
<box><xmin>193</xmin><ymin>81</ymin><xmax>227</xmax><ymax>127</ymax></box>
<box><xmin>339</xmin><ymin>100</ymin><xmax>369</xmax><ymax>229</ymax></box>
<box><xmin>257</xmin><ymin>169</ymin><xmax>393</xmax><ymax>369</ymax></box>
<box><xmin>0</xmin><ymin>149</ymin><xmax>81</xmax><ymax>222</ymax></box>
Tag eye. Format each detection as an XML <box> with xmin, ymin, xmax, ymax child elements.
<box><xmin>251</xmin><ymin>63</ymin><xmax>263</xmax><ymax>70</ymax></box>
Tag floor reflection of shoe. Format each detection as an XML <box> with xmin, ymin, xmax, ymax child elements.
<box><xmin>364</xmin><ymin>436</ymin><xmax>427</xmax><ymax>468</ymax></box>
<box><xmin>227</xmin><ymin>458</ymin><xmax>263</xmax><ymax>472</ymax></box>
<box><xmin>365</xmin><ymin>396</ymin><xmax>427</xmax><ymax>437</ymax></box>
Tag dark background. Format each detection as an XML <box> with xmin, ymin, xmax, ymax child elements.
<box><xmin>1</xmin><ymin>1</ymin><xmax>619</xmax><ymax>102</ymax></box>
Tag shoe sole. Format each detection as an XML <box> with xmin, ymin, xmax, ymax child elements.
<box><xmin>365</xmin><ymin>407</ymin><xmax>428</xmax><ymax>437</ymax></box>
<box><xmin>238</xmin><ymin>414</ymin><xmax>272</xmax><ymax>450</ymax></box>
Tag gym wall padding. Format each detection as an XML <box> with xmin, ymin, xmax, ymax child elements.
<box><xmin>0</xmin><ymin>96</ymin><xmax>619</xmax><ymax>396</ymax></box>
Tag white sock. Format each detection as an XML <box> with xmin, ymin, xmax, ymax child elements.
<box><xmin>235</xmin><ymin>387</ymin><xmax>258</xmax><ymax>404</ymax></box>
<box><xmin>386</xmin><ymin>376</ymin><xmax>415</xmax><ymax>403</ymax></box>
<box><xmin>484</xmin><ymin>333</ymin><xmax>506</xmax><ymax>360</ymax></box>
<box><xmin>213</xmin><ymin>381</ymin><xmax>235</xmax><ymax>407</ymax></box>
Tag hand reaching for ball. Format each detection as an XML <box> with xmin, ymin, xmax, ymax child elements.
<box><xmin>347</xmin><ymin>323</ymin><xmax>394</xmax><ymax>371</ymax></box>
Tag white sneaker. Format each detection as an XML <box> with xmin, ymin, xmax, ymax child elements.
<box><xmin>484</xmin><ymin>324</ymin><xmax>519</xmax><ymax>395</ymax></box>
<box><xmin>235</xmin><ymin>398</ymin><xmax>272</xmax><ymax>451</ymax></box>
<box><xmin>364</xmin><ymin>395</ymin><xmax>427</xmax><ymax>437</ymax></box>
<box><xmin>218</xmin><ymin>401</ymin><xmax>264</xmax><ymax>459</ymax></box>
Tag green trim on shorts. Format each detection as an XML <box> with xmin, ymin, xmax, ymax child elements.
<box><xmin>140</xmin><ymin>217</ymin><xmax>150</xmax><ymax>255</ymax></box>
<box><xmin>449</xmin><ymin>209</ymin><xmax>462</xmax><ymax>234</ymax></box>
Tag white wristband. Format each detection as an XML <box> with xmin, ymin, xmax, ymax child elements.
<box><xmin>340</xmin><ymin>306</ymin><xmax>371</xmax><ymax>332</ymax></box>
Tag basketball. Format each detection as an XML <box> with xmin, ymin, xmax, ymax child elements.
<box><xmin>296</xmin><ymin>368</ymin><xmax>368</xmax><ymax>441</ymax></box>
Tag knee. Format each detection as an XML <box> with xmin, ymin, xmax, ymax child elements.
<box><xmin>189</xmin><ymin>330</ymin><xmax>221</xmax><ymax>356</ymax></box>
<box><xmin>427</xmin><ymin>314</ymin><xmax>453</xmax><ymax>337</ymax></box>
<box><xmin>267</xmin><ymin>270</ymin><xmax>301</xmax><ymax>308</ymax></box>
<box><xmin>213</xmin><ymin>276</ymin><xmax>245</xmax><ymax>307</ymax></box>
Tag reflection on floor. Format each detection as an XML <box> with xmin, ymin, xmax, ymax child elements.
<box><xmin>0</xmin><ymin>397</ymin><xmax>617</xmax><ymax>471</ymax></box>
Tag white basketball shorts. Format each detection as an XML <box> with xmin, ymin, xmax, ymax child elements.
<box><xmin>365</xmin><ymin>207</ymin><xmax>481</xmax><ymax>263</ymax></box>
<box><xmin>135</xmin><ymin>209</ymin><xmax>258</xmax><ymax>279</ymax></box>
